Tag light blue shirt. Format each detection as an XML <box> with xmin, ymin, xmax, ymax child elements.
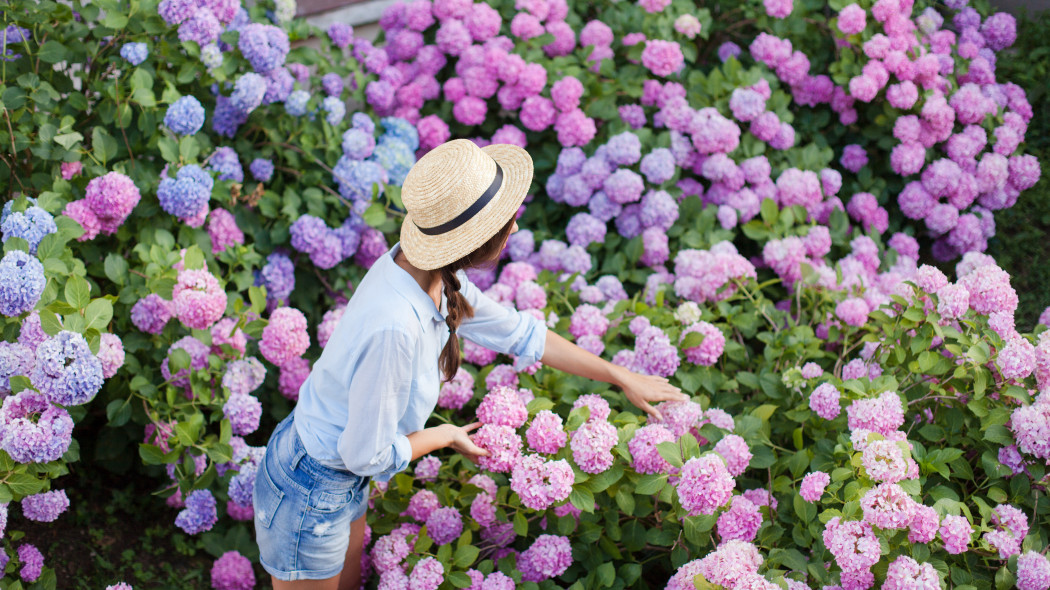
<box><xmin>293</xmin><ymin>242</ymin><xmax>548</xmax><ymax>480</ymax></box>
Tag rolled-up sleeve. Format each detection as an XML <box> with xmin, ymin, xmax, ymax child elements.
<box><xmin>458</xmin><ymin>274</ymin><xmax>548</xmax><ymax>370</ymax></box>
<box><xmin>336</xmin><ymin>329</ymin><xmax>414</xmax><ymax>479</ymax></box>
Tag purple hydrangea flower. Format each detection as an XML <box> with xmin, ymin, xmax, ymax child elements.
<box><xmin>158</xmin><ymin>165</ymin><xmax>213</xmax><ymax>219</ymax></box>
<box><xmin>250</xmin><ymin>158</ymin><xmax>274</xmax><ymax>182</ymax></box>
<box><xmin>120</xmin><ymin>42</ymin><xmax>149</xmax><ymax>65</ymax></box>
<box><xmin>175</xmin><ymin>489</ymin><xmax>218</xmax><ymax>534</ymax></box>
<box><xmin>0</xmin><ymin>390</ymin><xmax>74</xmax><ymax>463</ymax></box>
<box><xmin>21</xmin><ymin>489</ymin><xmax>69</xmax><ymax>522</ymax></box>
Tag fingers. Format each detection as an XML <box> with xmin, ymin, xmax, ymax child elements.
<box><xmin>463</xmin><ymin>441</ymin><xmax>489</xmax><ymax>457</ymax></box>
<box><xmin>462</xmin><ymin>422</ymin><xmax>482</xmax><ymax>433</ymax></box>
<box><xmin>637</xmin><ymin>399</ymin><xmax>662</xmax><ymax>422</ymax></box>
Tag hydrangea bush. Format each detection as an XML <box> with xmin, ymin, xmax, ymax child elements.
<box><xmin>0</xmin><ymin>0</ymin><xmax>1047</xmax><ymax>587</ymax></box>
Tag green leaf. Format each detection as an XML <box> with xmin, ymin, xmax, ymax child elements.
<box><xmin>64</xmin><ymin>275</ymin><xmax>91</xmax><ymax>309</ymax></box>
<box><xmin>183</xmin><ymin>245</ymin><xmax>205</xmax><ymax>270</ymax></box>
<box><xmin>102</xmin><ymin>11</ymin><xmax>129</xmax><ymax>29</ymax></box>
<box><xmin>91</xmin><ymin>127</ymin><xmax>118</xmax><ymax>164</ymax></box>
<box><xmin>84</xmin><ymin>298</ymin><xmax>113</xmax><ymax>331</ymax></box>
<box><xmin>657</xmin><ymin>441</ymin><xmax>683</xmax><ymax>468</ymax></box>
<box><xmin>158</xmin><ymin>136</ymin><xmax>179</xmax><ymax>163</ymax></box>
<box><xmin>681</xmin><ymin>331</ymin><xmax>706</xmax><ymax>349</ymax></box>
<box><xmin>453</xmin><ymin>544</ymin><xmax>479</xmax><ymax>568</ymax></box>
<box><xmin>447</xmin><ymin>572</ymin><xmax>473</xmax><ymax>588</ymax></box>
<box><xmin>54</xmin><ymin>131</ymin><xmax>84</xmax><ymax>150</ymax></box>
<box><xmin>363</xmin><ymin>203</ymin><xmax>386</xmax><ymax>228</ymax></box>
<box><xmin>6</xmin><ymin>472</ymin><xmax>45</xmax><ymax>497</ymax></box>
<box><xmin>569</xmin><ymin>487</ymin><xmax>595</xmax><ymax>512</ymax></box>
<box><xmin>634</xmin><ymin>473</ymin><xmax>667</xmax><ymax>494</ymax></box>
<box><xmin>9</xmin><ymin>375</ymin><xmax>32</xmax><ymax>394</ymax></box>
<box><xmin>596</xmin><ymin>563</ymin><xmax>615</xmax><ymax>588</ymax></box>
<box><xmin>37</xmin><ymin>41</ymin><xmax>70</xmax><ymax>64</ymax></box>
<box><xmin>139</xmin><ymin>443</ymin><xmax>167</xmax><ymax>465</ymax></box>
<box><xmin>104</xmin><ymin>254</ymin><xmax>129</xmax><ymax>285</ymax></box>
<box><xmin>106</xmin><ymin>399</ymin><xmax>131</xmax><ymax>427</ymax></box>
<box><xmin>760</xmin><ymin>198</ymin><xmax>779</xmax><ymax>225</ymax></box>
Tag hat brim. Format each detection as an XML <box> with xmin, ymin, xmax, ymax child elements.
<box><xmin>400</xmin><ymin>143</ymin><xmax>533</xmax><ymax>271</ymax></box>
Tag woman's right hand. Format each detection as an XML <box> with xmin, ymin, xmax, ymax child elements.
<box><xmin>443</xmin><ymin>422</ymin><xmax>489</xmax><ymax>464</ymax></box>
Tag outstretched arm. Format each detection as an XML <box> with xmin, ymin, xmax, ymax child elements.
<box><xmin>540</xmin><ymin>330</ymin><xmax>688</xmax><ymax>421</ymax></box>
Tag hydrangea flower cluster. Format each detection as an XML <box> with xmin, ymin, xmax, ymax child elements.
<box><xmin>509</xmin><ymin>454</ymin><xmax>573</xmax><ymax>510</ymax></box>
<box><xmin>259</xmin><ymin>307</ymin><xmax>309</xmax><ymax>368</ymax></box>
<box><xmin>64</xmin><ymin>171</ymin><xmax>142</xmax><ymax>239</ymax></box>
<box><xmin>676</xmin><ymin>453</ymin><xmax>735</xmax><ymax>516</ymax></box>
<box><xmin>1</xmin><ymin>200</ymin><xmax>57</xmax><ymax>255</ymax></box>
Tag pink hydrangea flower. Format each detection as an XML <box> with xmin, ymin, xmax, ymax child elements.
<box><xmin>477</xmin><ymin>385</ymin><xmax>528</xmax><ymax>428</ymax></box>
<box><xmin>510</xmin><ymin>454</ymin><xmax>573</xmax><ymax>510</ymax></box>
<box><xmin>809</xmin><ymin>383</ymin><xmax>841</xmax><ymax>420</ymax></box>
<box><xmin>939</xmin><ymin>514</ymin><xmax>972</xmax><ymax>554</ymax></box>
<box><xmin>526</xmin><ymin>410</ymin><xmax>567</xmax><ymax>454</ymax></box>
<box><xmin>681</xmin><ymin>321</ymin><xmax>725</xmax><ymax>366</ymax></box>
<box><xmin>172</xmin><ymin>269</ymin><xmax>228</xmax><ymax>330</ymax></box>
<box><xmin>860</xmin><ymin>483</ymin><xmax>915</xmax><ymax>529</ymax></box>
<box><xmin>717</xmin><ymin>495</ymin><xmax>763</xmax><ymax>542</ymax></box>
<box><xmin>628</xmin><ymin>424</ymin><xmax>676</xmax><ymax>474</ymax></box>
<box><xmin>570</xmin><ymin>419</ymin><xmax>617</xmax><ymax>473</ymax></box>
<box><xmin>800</xmin><ymin>471</ymin><xmax>829</xmax><ymax>502</ymax></box>
<box><xmin>641</xmin><ymin>40</ymin><xmax>684</xmax><ymax>78</ymax></box>
<box><xmin>474</xmin><ymin>424</ymin><xmax>522</xmax><ymax>473</ymax></box>
<box><xmin>676</xmin><ymin>453</ymin><xmax>735</xmax><ymax>516</ymax></box>
<box><xmin>259</xmin><ymin>307</ymin><xmax>309</xmax><ymax>367</ymax></box>
<box><xmin>714</xmin><ymin>434</ymin><xmax>751</xmax><ymax>476</ymax></box>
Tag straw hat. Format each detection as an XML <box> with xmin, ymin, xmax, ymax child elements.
<box><xmin>400</xmin><ymin>139</ymin><xmax>533</xmax><ymax>271</ymax></box>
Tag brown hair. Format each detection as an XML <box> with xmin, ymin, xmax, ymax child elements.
<box><xmin>438</xmin><ymin>217</ymin><xmax>517</xmax><ymax>382</ymax></box>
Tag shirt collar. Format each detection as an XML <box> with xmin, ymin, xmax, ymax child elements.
<box><xmin>384</xmin><ymin>242</ymin><xmax>445</xmax><ymax>326</ymax></box>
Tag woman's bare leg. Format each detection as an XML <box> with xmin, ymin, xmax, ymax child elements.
<box><xmin>338</xmin><ymin>513</ymin><xmax>369</xmax><ymax>590</ymax></box>
<box><xmin>272</xmin><ymin>575</ymin><xmax>342</xmax><ymax>590</ymax></box>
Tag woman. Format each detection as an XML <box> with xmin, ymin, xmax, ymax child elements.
<box><xmin>253</xmin><ymin>139</ymin><xmax>686</xmax><ymax>589</ymax></box>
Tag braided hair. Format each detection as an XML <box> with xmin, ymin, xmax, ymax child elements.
<box><xmin>437</xmin><ymin>217</ymin><xmax>517</xmax><ymax>382</ymax></box>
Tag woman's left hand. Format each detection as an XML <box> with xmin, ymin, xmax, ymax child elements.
<box><xmin>618</xmin><ymin>370</ymin><xmax>689</xmax><ymax>422</ymax></box>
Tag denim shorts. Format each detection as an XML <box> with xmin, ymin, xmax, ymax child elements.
<box><xmin>253</xmin><ymin>413</ymin><xmax>370</xmax><ymax>581</ymax></box>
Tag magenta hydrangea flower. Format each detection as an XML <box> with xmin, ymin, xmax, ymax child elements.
<box><xmin>408</xmin><ymin>556</ymin><xmax>444</xmax><ymax>590</ymax></box>
<box><xmin>570</xmin><ymin>419</ymin><xmax>617</xmax><ymax>474</ymax></box>
<box><xmin>717</xmin><ymin>495</ymin><xmax>762</xmax><ymax>542</ymax></box>
<box><xmin>425</xmin><ymin>507</ymin><xmax>463</xmax><ymax>545</ymax></box>
<box><xmin>477</xmin><ymin>386</ymin><xmax>528</xmax><ymax>428</ymax></box>
<box><xmin>526</xmin><ymin>410</ymin><xmax>567</xmax><ymax>454</ymax></box>
<box><xmin>211</xmin><ymin>550</ymin><xmax>255</xmax><ymax>590</ymax></box>
<box><xmin>809</xmin><ymin>383</ymin><xmax>841</xmax><ymax>420</ymax></box>
<box><xmin>628</xmin><ymin>424</ymin><xmax>675</xmax><ymax>474</ymax></box>
<box><xmin>714</xmin><ymin>434</ymin><xmax>751</xmax><ymax>476</ymax></box>
<box><xmin>681</xmin><ymin>321</ymin><xmax>725</xmax><ymax>366</ymax></box>
<box><xmin>846</xmin><ymin>391</ymin><xmax>904</xmax><ymax>435</ymax></box>
<box><xmin>822</xmin><ymin>517</ymin><xmax>880</xmax><ymax>572</ymax></box>
<box><xmin>278</xmin><ymin>357</ymin><xmax>310</xmax><ymax>401</ymax></box>
<box><xmin>17</xmin><ymin>543</ymin><xmax>43</xmax><ymax>583</ymax></box>
<box><xmin>207</xmin><ymin>208</ymin><xmax>244</xmax><ymax>254</ymax></box>
<box><xmin>405</xmin><ymin>489</ymin><xmax>440</xmax><ymax>522</ymax></box>
<box><xmin>838</xmin><ymin>3</ymin><xmax>866</xmax><ymax>34</ymax></box>
<box><xmin>172</xmin><ymin>269</ymin><xmax>227</xmax><ymax>331</ymax></box>
<box><xmin>800</xmin><ymin>471</ymin><xmax>829</xmax><ymax>502</ymax></box>
<box><xmin>860</xmin><ymin>483</ymin><xmax>915</xmax><ymax>530</ymax></box>
<box><xmin>510</xmin><ymin>454</ymin><xmax>573</xmax><ymax>510</ymax></box>
<box><xmin>908</xmin><ymin>503</ymin><xmax>939</xmax><ymax>544</ymax></box>
<box><xmin>21</xmin><ymin>489</ymin><xmax>69</xmax><ymax>522</ymax></box>
<box><xmin>519</xmin><ymin>535</ymin><xmax>572</xmax><ymax>582</ymax></box>
<box><xmin>259</xmin><ymin>307</ymin><xmax>309</xmax><ymax>367</ymax></box>
<box><xmin>939</xmin><ymin>514</ymin><xmax>972</xmax><ymax>554</ymax></box>
<box><xmin>437</xmin><ymin>366</ymin><xmax>474</xmax><ymax>410</ymax></box>
<box><xmin>83</xmin><ymin>171</ymin><xmax>142</xmax><ymax>235</ymax></box>
<box><xmin>572</xmin><ymin>394</ymin><xmax>610</xmax><ymax>422</ymax></box>
<box><xmin>1017</xmin><ymin>551</ymin><xmax>1050</xmax><ymax>590</ymax></box>
<box><xmin>677</xmin><ymin>453</ymin><xmax>735</xmax><ymax>516</ymax></box>
<box><xmin>474</xmin><ymin>424</ymin><xmax>522</xmax><ymax>473</ymax></box>
<box><xmin>985</xmin><ymin>503</ymin><xmax>1029</xmax><ymax>559</ymax></box>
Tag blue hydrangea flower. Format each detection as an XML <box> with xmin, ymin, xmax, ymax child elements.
<box><xmin>207</xmin><ymin>147</ymin><xmax>244</xmax><ymax>182</ymax></box>
<box><xmin>230</xmin><ymin>73</ymin><xmax>266</xmax><ymax>114</ymax></box>
<box><xmin>379</xmin><ymin>117</ymin><xmax>420</xmax><ymax>152</ymax></box>
<box><xmin>0</xmin><ymin>390</ymin><xmax>73</xmax><ymax>463</ymax></box>
<box><xmin>333</xmin><ymin>222</ymin><xmax>360</xmax><ymax>258</ymax></box>
<box><xmin>222</xmin><ymin>357</ymin><xmax>266</xmax><ymax>396</ymax></box>
<box><xmin>227</xmin><ymin>462</ymin><xmax>257</xmax><ymax>506</ymax></box>
<box><xmin>31</xmin><ymin>330</ymin><xmax>104</xmax><ymax>406</ymax></box>
<box><xmin>284</xmin><ymin>90</ymin><xmax>310</xmax><ymax>117</ymax></box>
<box><xmin>351</xmin><ymin>112</ymin><xmax>375</xmax><ymax>135</ymax></box>
<box><xmin>341</xmin><ymin>128</ymin><xmax>375</xmax><ymax>160</ymax></box>
<box><xmin>289</xmin><ymin>215</ymin><xmax>330</xmax><ymax>254</ymax></box>
<box><xmin>322</xmin><ymin>96</ymin><xmax>345</xmax><ymax>126</ymax></box>
<box><xmin>249</xmin><ymin>158</ymin><xmax>274</xmax><ymax>182</ymax></box>
<box><xmin>175</xmin><ymin>489</ymin><xmax>217</xmax><ymax>534</ymax></box>
<box><xmin>371</xmin><ymin>137</ymin><xmax>416</xmax><ymax>187</ymax></box>
<box><xmin>262</xmin><ymin>67</ymin><xmax>294</xmax><ymax>104</ymax></box>
<box><xmin>223</xmin><ymin>392</ymin><xmax>262</xmax><ymax>435</ymax></box>
<box><xmin>120</xmin><ymin>42</ymin><xmax>149</xmax><ymax>66</ymax></box>
<box><xmin>200</xmin><ymin>43</ymin><xmax>223</xmax><ymax>69</ymax></box>
<box><xmin>158</xmin><ymin>165</ymin><xmax>214</xmax><ymax>218</ymax></box>
<box><xmin>164</xmin><ymin>96</ymin><xmax>206</xmax><ymax>136</ymax></box>
<box><xmin>1</xmin><ymin>25</ymin><xmax>31</xmax><ymax>61</ymax></box>
<box><xmin>605</xmin><ymin>131</ymin><xmax>642</xmax><ymax>166</ymax></box>
<box><xmin>1</xmin><ymin>206</ymin><xmax>57</xmax><ymax>254</ymax></box>
<box><xmin>321</xmin><ymin>73</ymin><xmax>343</xmax><ymax>97</ymax></box>
<box><xmin>212</xmin><ymin>95</ymin><xmax>248</xmax><ymax>138</ymax></box>
<box><xmin>237</xmin><ymin>23</ymin><xmax>289</xmax><ymax>73</ymax></box>
<box><xmin>256</xmin><ymin>252</ymin><xmax>295</xmax><ymax>306</ymax></box>
<box><xmin>0</xmin><ymin>250</ymin><xmax>45</xmax><ymax>317</ymax></box>
<box><xmin>0</xmin><ymin>341</ymin><xmax>33</xmax><ymax>394</ymax></box>
<box><xmin>333</xmin><ymin>156</ymin><xmax>388</xmax><ymax>202</ymax></box>
<box><xmin>640</xmin><ymin>148</ymin><xmax>677</xmax><ymax>185</ymax></box>
<box><xmin>21</xmin><ymin>490</ymin><xmax>69</xmax><ymax>522</ymax></box>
